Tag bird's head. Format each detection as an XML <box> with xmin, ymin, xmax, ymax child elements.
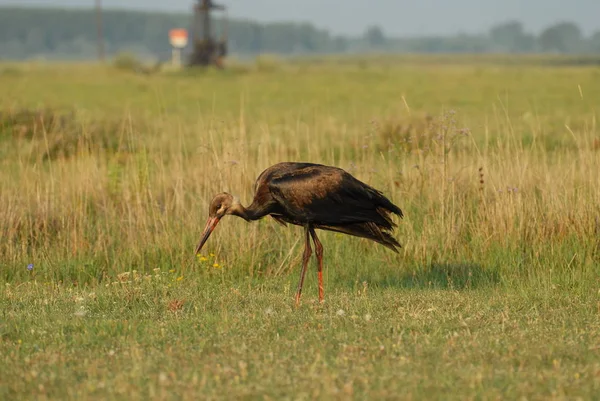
<box><xmin>208</xmin><ymin>192</ymin><xmax>236</xmax><ymax>218</ymax></box>
<box><xmin>194</xmin><ymin>192</ymin><xmax>240</xmax><ymax>255</ymax></box>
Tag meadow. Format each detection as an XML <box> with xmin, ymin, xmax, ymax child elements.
<box><xmin>1</xmin><ymin>55</ymin><xmax>599</xmax><ymax>399</ymax></box>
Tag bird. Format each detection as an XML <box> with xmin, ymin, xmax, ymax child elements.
<box><xmin>194</xmin><ymin>161</ymin><xmax>403</xmax><ymax>306</ymax></box>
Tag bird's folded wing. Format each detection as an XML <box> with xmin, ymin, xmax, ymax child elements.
<box><xmin>267</xmin><ymin>166</ymin><xmax>400</xmax><ymax>228</ymax></box>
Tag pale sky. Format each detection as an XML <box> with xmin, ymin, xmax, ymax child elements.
<box><xmin>1</xmin><ymin>0</ymin><xmax>599</xmax><ymax>36</ymax></box>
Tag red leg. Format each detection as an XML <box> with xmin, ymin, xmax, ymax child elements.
<box><xmin>309</xmin><ymin>227</ymin><xmax>324</xmax><ymax>303</ymax></box>
<box><xmin>295</xmin><ymin>225</ymin><xmax>312</xmax><ymax>306</ymax></box>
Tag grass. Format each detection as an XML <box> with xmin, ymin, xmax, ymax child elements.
<box><xmin>1</xmin><ymin>55</ymin><xmax>599</xmax><ymax>399</ymax></box>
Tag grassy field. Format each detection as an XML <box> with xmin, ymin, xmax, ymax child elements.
<box><xmin>1</xmin><ymin>56</ymin><xmax>600</xmax><ymax>399</ymax></box>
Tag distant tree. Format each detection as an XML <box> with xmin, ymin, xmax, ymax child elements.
<box><xmin>25</xmin><ymin>28</ymin><xmax>47</xmax><ymax>51</ymax></box>
<box><xmin>589</xmin><ymin>31</ymin><xmax>600</xmax><ymax>53</ymax></box>
<box><xmin>333</xmin><ymin>35</ymin><xmax>349</xmax><ymax>53</ymax></box>
<box><xmin>0</xmin><ymin>7</ymin><xmax>344</xmax><ymax>59</ymax></box>
<box><xmin>517</xmin><ymin>34</ymin><xmax>537</xmax><ymax>53</ymax></box>
<box><xmin>298</xmin><ymin>23</ymin><xmax>327</xmax><ymax>52</ymax></box>
<box><xmin>249</xmin><ymin>24</ymin><xmax>264</xmax><ymax>52</ymax></box>
<box><xmin>489</xmin><ymin>20</ymin><xmax>535</xmax><ymax>52</ymax></box>
<box><xmin>10</xmin><ymin>7</ymin><xmax>600</xmax><ymax>58</ymax></box>
<box><xmin>538</xmin><ymin>22</ymin><xmax>583</xmax><ymax>53</ymax></box>
<box><xmin>364</xmin><ymin>25</ymin><xmax>386</xmax><ymax>48</ymax></box>
<box><xmin>490</xmin><ymin>21</ymin><xmax>523</xmax><ymax>44</ymax></box>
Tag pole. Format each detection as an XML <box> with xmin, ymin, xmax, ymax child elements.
<box><xmin>96</xmin><ymin>0</ymin><xmax>105</xmax><ymax>62</ymax></box>
<box><xmin>172</xmin><ymin>47</ymin><xmax>182</xmax><ymax>68</ymax></box>
<box><xmin>202</xmin><ymin>0</ymin><xmax>211</xmax><ymax>41</ymax></box>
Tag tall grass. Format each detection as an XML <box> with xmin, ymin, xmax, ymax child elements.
<box><xmin>2</xmin><ymin>58</ymin><xmax>600</xmax><ymax>399</ymax></box>
<box><xmin>1</xmin><ymin>60</ymin><xmax>598</xmax><ymax>291</ymax></box>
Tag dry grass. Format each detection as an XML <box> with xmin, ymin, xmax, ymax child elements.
<box><xmin>1</xmin><ymin>57</ymin><xmax>599</xmax><ymax>399</ymax></box>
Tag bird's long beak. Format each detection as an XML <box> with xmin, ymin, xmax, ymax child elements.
<box><xmin>194</xmin><ymin>216</ymin><xmax>220</xmax><ymax>255</ymax></box>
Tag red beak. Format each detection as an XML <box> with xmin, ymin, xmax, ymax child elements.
<box><xmin>194</xmin><ymin>216</ymin><xmax>220</xmax><ymax>255</ymax></box>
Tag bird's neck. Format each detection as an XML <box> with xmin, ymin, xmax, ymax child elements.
<box><xmin>229</xmin><ymin>203</ymin><xmax>268</xmax><ymax>221</ymax></box>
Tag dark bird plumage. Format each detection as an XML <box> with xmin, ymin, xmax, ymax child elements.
<box><xmin>194</xmin><ymin>162</ymin><xmax>403</xmax><ymax>305</ymax></box>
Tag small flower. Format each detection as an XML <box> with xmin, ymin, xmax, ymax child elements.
<box><xmin>213</xmin><ymin>263</ymin><xmax>220</xmax><ymax>268</ymax></box>
<box><xmin>74</xmin><ymin>306</ymin><xmax>87</xmax><ymax>317</ymax></box>
<box><xmin>27</xmin><ymin>263</ymin><xmax>34</xmax><ymax>271</ymax></box>
<box><xmin>176</xmin><ymin>276</ymin><xmax>183</xmax><ymax>281</ymax></box>
<box><xmin>117</xmin><ymin>272</ymin><xmax>131</xmax><ymax>282</ymax></box>
<box><xmin>169</xmin><ymin>269</ymin><xmax>176</xmax><ymax>273</ymax></box>
<box><xmin>209</xmin><ymin>253</ymin><xmax>215</xmax><ymax>257</ymax></box>
<box><xmin>198</xmin><ymin>256</ymin><xmax>208</xmax><ymax>262</ymax></box>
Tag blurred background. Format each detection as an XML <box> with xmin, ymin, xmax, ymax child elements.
<box><xmin>0</xmin><ymin>0</ymin><xmax>598</xmax><ymax>62</ymax></box>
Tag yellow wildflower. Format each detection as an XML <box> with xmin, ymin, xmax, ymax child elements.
<box><xmin>176</xmin><ymin>276</ymin><xmax>183</xmax><ymax>281</ymax></box>
<box><xmin>169</xmin><ymin>269</ymin><xmax>176</xmax><ymax>273</ymax></box>
<box><xmin>213</xmin><ymin>263</ymin><xmax>221</xmax><ymax>268</ymax></box>
<box><xmin>198</xmin><ymin>256</ymin><xmax>208</xmax><ymax>262</ymax></box>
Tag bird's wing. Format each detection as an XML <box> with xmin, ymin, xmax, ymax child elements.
<box><xmin>270</xmin><ymin>215</ymin><xmax>288</xmax><ymax>226</ymax></box>
<box><xmin>266</xmin><ymin>165</ymin><xmax>402</xmax><ymax>228</ymax></box>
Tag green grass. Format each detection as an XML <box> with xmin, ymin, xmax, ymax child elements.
<box><xmin>3</xmin><ymin>280</ymin><xmax>600</xmax><ymax>399</ymax></box>
<box><xmin>1</xmin><ymin>55</ymin><xmax>599</xmax><ymax>399</ymax></box>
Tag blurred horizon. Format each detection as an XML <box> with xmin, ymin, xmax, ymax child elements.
<box><xmin>1</xmin><ymin>1</ymin><xmax>599</xmax><ymax>60</ymax></box>
<box><xmin>0</xmin><ymin>0</ymin><xmax>598</xmax><ymax>37</ymax></box>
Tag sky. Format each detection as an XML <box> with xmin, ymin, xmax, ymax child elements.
<box><xmin>1</xmin><ymin>0</ymin><xmax>599</xmax><ymax>37</ymax></box>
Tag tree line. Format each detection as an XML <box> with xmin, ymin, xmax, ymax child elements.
<box><xmin>0</xmin><ymin>7</ymin><xmax>599</xmax><ymax>61</ymax></box>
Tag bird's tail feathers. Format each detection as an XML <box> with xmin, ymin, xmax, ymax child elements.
<box><xmin>316</xmin><ymin>221</ymin><xmax>402</xmax><ymax>253</ymax></box>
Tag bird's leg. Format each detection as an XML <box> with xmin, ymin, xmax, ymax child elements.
<box><xmin>295</xmin><ymin>225</ymin><xmax>312</xmax><ymax>306</ymax></box>
<box><xmin>309</xmin><ymin>227</ymin><xmax>324</xmax><ymax>303</ymax></box>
